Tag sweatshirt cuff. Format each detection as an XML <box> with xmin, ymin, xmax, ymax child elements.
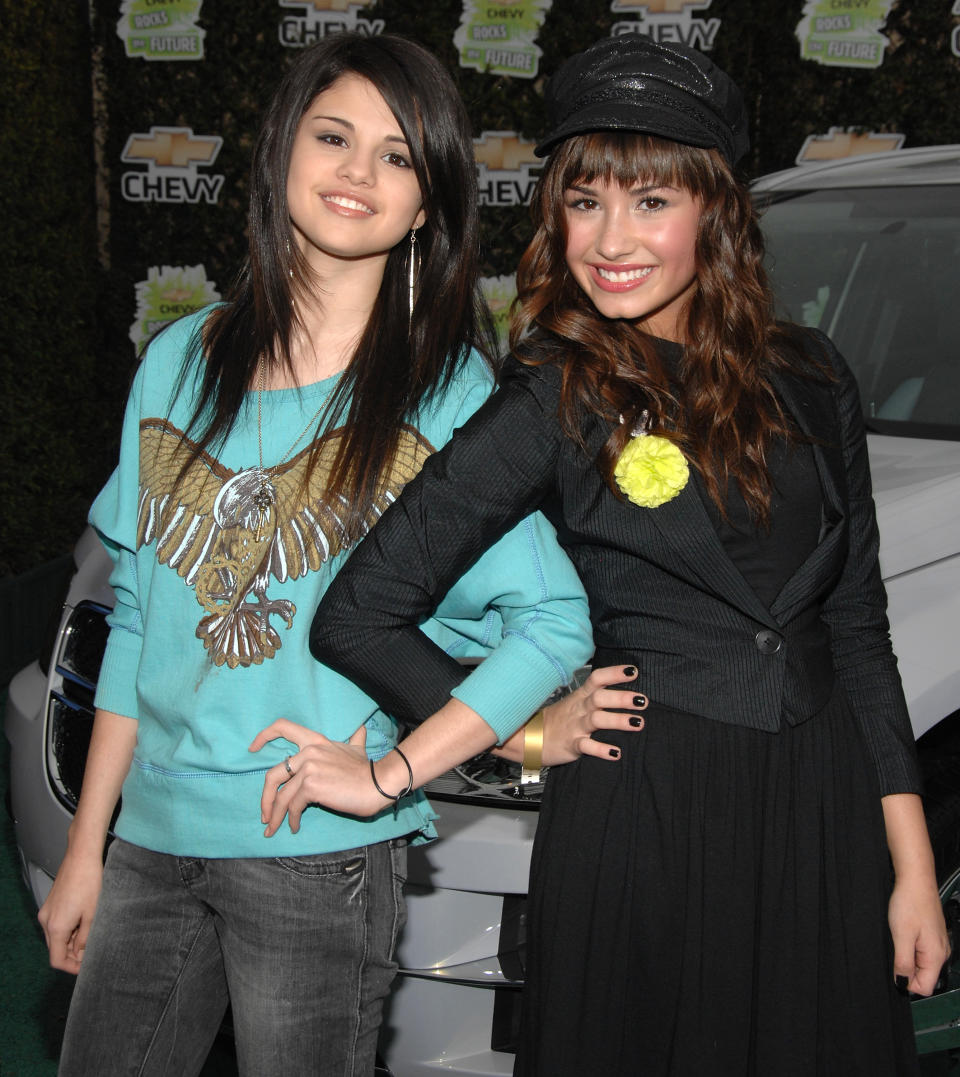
<box><xmin>450</xmin><ymin>638</ymin><xmax>576</xmax><ymax>743</ymax></box>
<box><xmin>93</xmin><ymin>628</ymin><xmax>142</xmax><ymax>721</ymax></box>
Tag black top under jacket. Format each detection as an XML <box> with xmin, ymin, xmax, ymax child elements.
<box><xmin>311</xmin><ymin>328</ymin><xmax>920</xmax><ymax>797</ymax></box>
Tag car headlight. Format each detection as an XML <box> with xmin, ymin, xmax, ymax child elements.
<box><xmin>46</xmin><ymin>601</ymin><xmax>110</xmax><ymax>812</ymax></box>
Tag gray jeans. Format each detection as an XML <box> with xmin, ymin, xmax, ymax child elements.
<box><xmin>58</xmin><ymin>836</ymin><xmax>407</xmax><ymax>1077</ymax></box>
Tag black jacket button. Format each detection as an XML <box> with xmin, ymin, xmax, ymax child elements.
<box><xmin>755</xmin><ymin>629</ymin><xmax>783</xmax><ymax>654</ymax></box>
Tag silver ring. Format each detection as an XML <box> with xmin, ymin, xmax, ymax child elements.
<box><xmin>283</xmin><ymin>755</ymin><xmax>293</xmax><ymax>776</ymax></box>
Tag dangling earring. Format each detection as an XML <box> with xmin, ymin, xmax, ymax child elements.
<box><xmin>285</xmin><ymin>238</ymin><xmax>294</xmax><ymax>280</ymax></box>
<box><xmin>407</xmin><ymin>228</ymin><xmax>420</xmax><ymax>334</ymax></box>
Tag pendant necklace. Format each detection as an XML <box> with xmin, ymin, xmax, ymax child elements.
<box><xmin>252</xmin><ymin>357</ymin><xmax>332</xmax><ymax>541</ymax></box>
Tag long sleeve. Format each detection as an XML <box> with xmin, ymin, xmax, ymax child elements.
<box><xmin>89</xmin><ymin>361</ymin><xmax>149</xmax><ymax>723</ymax></box>
<box><xmin>431</xmin><ymin>510</ymin><xmax>593</xmax><ymax>741</ymax></box>
<box><xmin>814</xmin><ymin>331</ymin><xmax>921</xmax><ymax>795</ymax></box>
<box><xmin>311</xmin><ymin>361</ymin><xmax>588</xmax><ymax>740</ymax></box>
<box><xmin>88</xmin><ymin>313</ymin><xmax>201</xmax><ymax>723</ymax></box>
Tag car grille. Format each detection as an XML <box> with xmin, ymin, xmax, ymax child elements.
<box><xmin>46</xmin><ymin>601</ymin><xmax>110</xmax><ymax>813</ymax></box>
<box><xmin>425</xmin><ymin>753</ymin><xmax>546</xmax><ymax>808</ymax></box>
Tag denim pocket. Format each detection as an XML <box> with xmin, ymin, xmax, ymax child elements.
<box><xmin>389</xmin><ymin>837</ymin><xmax>408</xmax><ymax>887</ymax></box>
<box><xmin>275</xmin><ymin>846</ymin><xmax>366</xmax><ymax>878</ymax></box>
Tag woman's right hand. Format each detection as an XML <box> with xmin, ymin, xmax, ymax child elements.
<box><xmin>37</xmin><ymin>848</ymin><xmax>104</xmax><ymax>974</ymax></box>
<box><xmin>36</xmin><ymin>707</ymin><xmax>136</xmax><ymax>974</ymax></box>
<box><xmin>540</xmin><ymin>664</ymin><xmax>647</xmax><ymax>766</ymax></box>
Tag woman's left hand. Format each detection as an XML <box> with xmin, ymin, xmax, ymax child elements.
<box><xmin>540</xmin><ymin>664</ymin><xmax>648</xmax><ymax>766</ymax></box>
<box><xmin>888</xmin><ymin>871</ymin><xmax>950</xmax><ymax>996</ymax></box>
<box><xmin>250</xmin><ymin>718</ymin><xmax>382</xmax><ymax>834</ymax></box>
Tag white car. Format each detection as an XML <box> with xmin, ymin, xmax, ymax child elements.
<box><xmin>7</xmin><ymin>145</ymin><xmax>960</xmax><ymax>1071</ymax></box>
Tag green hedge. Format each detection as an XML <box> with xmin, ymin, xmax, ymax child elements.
<box><xmin>1</xmin><ymin>2</ymin><xmax>103</xmax><ymax>577</ymax></box>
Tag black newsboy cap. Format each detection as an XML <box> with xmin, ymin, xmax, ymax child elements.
<box><xmin>535</xmin><ymin>34</ymin><xmax>750</xmax><ymax>166</ymax></box>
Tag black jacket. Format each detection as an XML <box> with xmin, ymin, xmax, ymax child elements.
<box><xmin>312</xmin><ymin>328</ymin><xmax>920</xmax><ymax>796</ymax></box>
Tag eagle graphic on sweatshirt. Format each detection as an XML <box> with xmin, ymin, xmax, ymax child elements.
<box><xmin>136</xmin><ymin>417</ymin><xmax>434</xmax><ymax>669</ymax></box>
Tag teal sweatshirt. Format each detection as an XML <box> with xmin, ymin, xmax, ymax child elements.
<box><xmin>91</xmin><ymin>308</ymin><xmax>593</xmax><ymax>858</ymax></box>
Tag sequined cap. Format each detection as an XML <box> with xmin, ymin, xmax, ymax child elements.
<box><xmin>535</xmin><ymin>34</ymin><xmax>750</xmax><ymax>165</ymax></box>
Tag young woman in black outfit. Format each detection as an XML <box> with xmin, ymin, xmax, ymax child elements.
<box><xmin>259</xmin><ymin>35</ymin><xmax>949</xmax><ymax>1075</ymax></box>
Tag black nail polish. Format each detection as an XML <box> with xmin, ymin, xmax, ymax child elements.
<box><xmin>629</xmin><ymin>716</ymin><xmax>644</xmax><ymax>728</ymax></box>
<box><xmin>633</xmin><ymin>694</ymin><xmax>647</xmax><ymax>707</ymax></box>
<box><xmin>895</xmin><ymin>975</ymin><xmax>909</xmax><ymax>995</ymax></box>
<box><xmin>622</xmin><ymin>666</ymin><xmax>637</xmax><ymax>678</ymax></box>
<box><xmin>609</xmin><ymin>747</ymin><xmax>620</xmax><ymax>759</ymax></box>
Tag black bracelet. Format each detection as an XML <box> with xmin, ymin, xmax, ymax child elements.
<box><xmin>370</xmin><ymin>745</ymin><xmax>414</xmax><ymax>816</ymax></box>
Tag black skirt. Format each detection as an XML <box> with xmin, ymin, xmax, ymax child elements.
<box><xmin>515</xmin><ymin>689</ymin><xmax>919</xmax><ymax>1077</ymax></box>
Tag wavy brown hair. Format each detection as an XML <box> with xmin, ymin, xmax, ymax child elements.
<box><xmin>511</xmin><ymin>132</ymin><xmax>812</xmax><ymax>526</ymax></box>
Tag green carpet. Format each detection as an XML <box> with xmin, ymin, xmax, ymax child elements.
<box><xmin>0</xmin><ymin>697</ymin><xmax>74</xmax><ymax>1075</ymax></box>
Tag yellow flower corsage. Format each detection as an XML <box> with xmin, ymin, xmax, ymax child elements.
<box><xmin>614</xmin><ymin>412</ymin><xmax>689</xmax><ymax>508</ymax></box>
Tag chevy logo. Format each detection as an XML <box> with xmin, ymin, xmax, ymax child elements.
<box><xmin>122</xmin><ymin>127</ymin><xmax>223</xmax><ymax>170</ymax></box>
<box><xmin>120</xmin><ymin>126</ymin><xmax>225</xmax><ymax>204</ymax></box>
<box><xmin>474</xmin><ymin>132</ymin><xmax>539</xmax><ymax>171</ymax></box>
<box><xmin>279</xmin><ymin>0</ymin><xmax>376</xmax><ymax>10</ymax></box>
<box><xmin>797</xmin><ymin>128</ymin><xmax>905</xmax><ymax>164</ymax></box>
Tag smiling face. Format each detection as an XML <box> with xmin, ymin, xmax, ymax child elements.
<box><xmin>562</xmin><ymin>178</ymin><xmax>701</xmax><ymax>341</ymax></box>
<box><xmin>286</xmin><ymin>73</ymin><xmax>426</xmax><ymax>275</ymax></box>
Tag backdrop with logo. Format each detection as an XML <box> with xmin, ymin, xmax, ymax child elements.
<box><xmin>3</xmin><ymin>0</ymin><xmax>960</xmax><ymax>577</ymax></box>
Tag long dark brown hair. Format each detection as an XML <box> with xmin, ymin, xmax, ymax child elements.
<box><xmin>177</xmin><ymin>32</ymin><xmax>495</xmax><ymax>542</ymax></box>
<box><xmin>511</xmin><ymin>132</ymin><xmax>810</xmax><ymax>525</ymax></box>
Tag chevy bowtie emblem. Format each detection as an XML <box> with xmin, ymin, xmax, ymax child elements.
<box><xmin>609</xmin><ymin>0</ymin><xmax>712</xmax><ymax>12</ymax></box>
<box><xmin>473</xmin><ymin>132</ymin><xmax>539</xmax><ymax>172</ymax></box>
<box><xmin>796</xmin><ymin>128</ymin><xmax>905</xmax><ymax>164</ymax></box>
<box><xmin>121</xmin><ymin>127</ymin><xmax>222</xmax><ymax>169</ymax></box>
<box><xmin>288</xmin><ymin>0</ymin><xmax>376</xmax><ymax>9</ymax></box>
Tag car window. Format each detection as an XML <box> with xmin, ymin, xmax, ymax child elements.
<box><xmin>756</xmin><ymin>185</ymin><xmax>960</xmax><ymax>440</ymax></box>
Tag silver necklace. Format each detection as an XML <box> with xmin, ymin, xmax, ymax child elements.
<box><xmin>252</xmin><ymin>357</ymin><xmax>331</xmax><ymax>541</ymax></box>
